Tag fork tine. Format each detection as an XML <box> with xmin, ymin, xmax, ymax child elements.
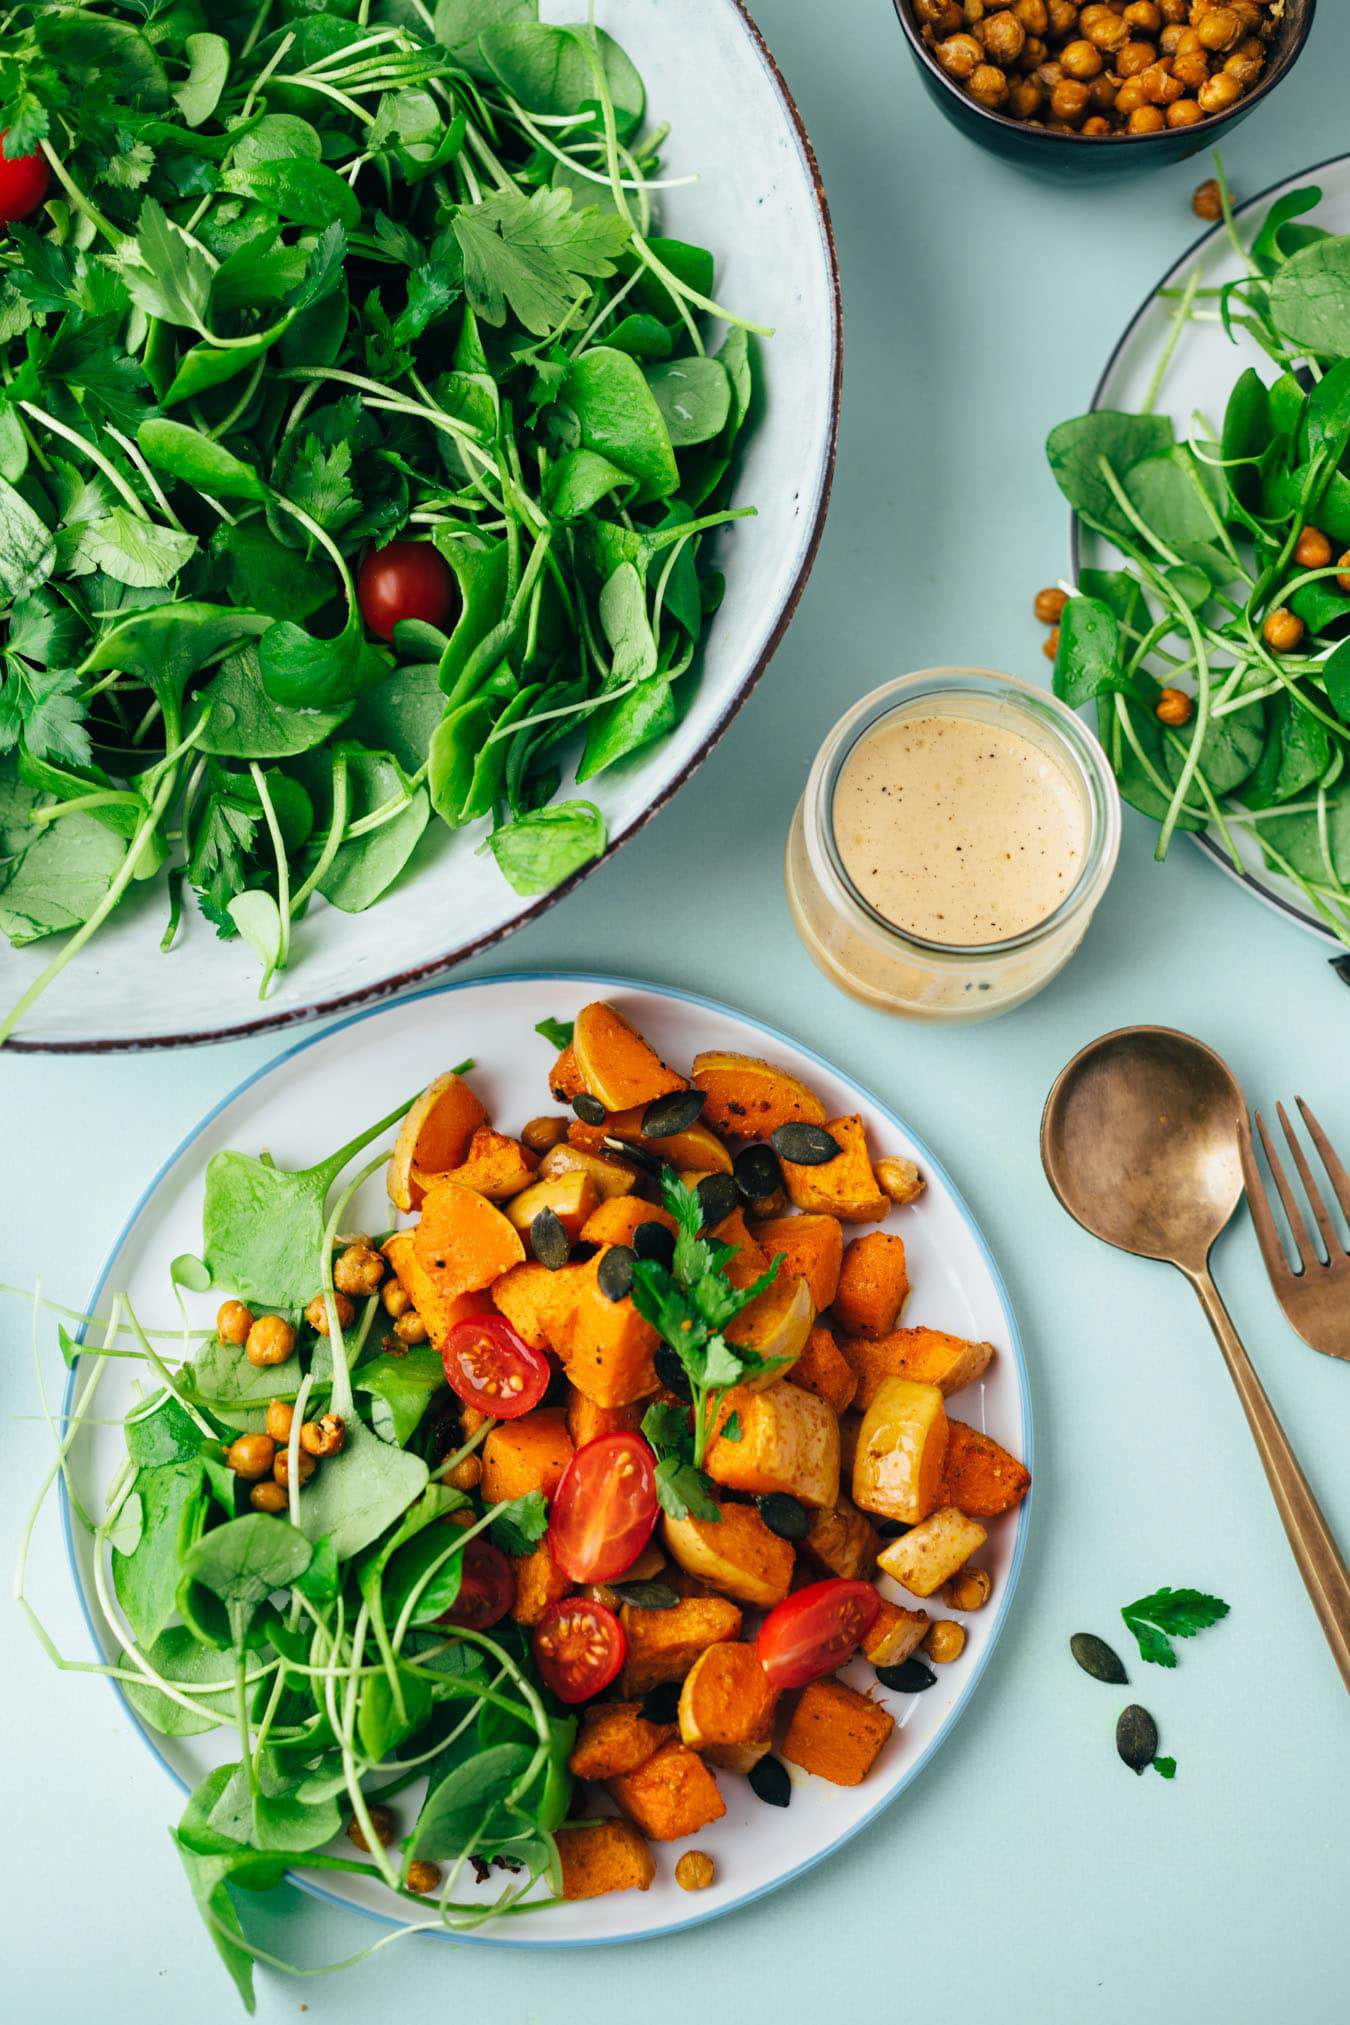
<box><xmin>1276</xmin><ymin>1102</ymin><xmax>1338</xmax><ymax>1260</ymax></box>
<box><xmin>1296</xmin><ymin>1098</ymin><xmax>1350</xmax><ymax>1235</ymax></box>
<box><xmin>1240</xmin><ymin>1112</ymin><xmax>1296</xmax><ymax>1288</ymax></box>
<box><xmin>1255</xmin><ymin>1109</ymin><xmax>1318</xmax><ymax>1272</ymax></box>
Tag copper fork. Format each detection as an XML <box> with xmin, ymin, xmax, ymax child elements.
<box><xmin>1240</xmin><ymin>1100</ymin><xmax>1350</xmax><ymax>1363</ymax></box>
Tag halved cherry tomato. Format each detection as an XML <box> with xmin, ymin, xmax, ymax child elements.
<box><xmin>436</xmin><ymin>1537</ymin><xmax>516</xmax><ymax>1630</ymax></box>
<box><xmin>441</xmin><ymin>1313</ymin><xmax>550</xmax><ymax>1419</ymax></box>
<box><xmin>533</xmin><ymin>1596</ymin><xmax>626</xmax><ymax>1704</ymax></box>
<box><xmin>756</xmin><ymin>1578</ymin><xmax>881</xmax><ymax>1691</ymax></box>
<box><xmin>357</xmin><ymin>539</ymin><xmax>458</xmax><ymax>642</ymax></box>
<box><xmin>0</xmin><ymin>136</ymin><xmax>49</xmax><ymax>225</ymax></box>
<box><xmin>547</xmin><ymin>1432</ymin><xmax>658</xmax><ymax>1584</ymax></box>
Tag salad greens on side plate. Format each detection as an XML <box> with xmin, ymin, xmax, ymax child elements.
<box><xmin>0</xmin><ymin>2</ymin><xmax>767</xmax><ymax>1042</ymax></box>
<box><xmin>1046</xmin><ymin>165</ymin><xmax>1350</xmax><ymax>948</ymax></box>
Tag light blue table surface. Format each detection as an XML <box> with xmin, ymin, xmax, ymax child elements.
<box><xmin>5</xmin><ymin>5</ymin><xmax>1348</xmax><ymax>2020</ymax></box>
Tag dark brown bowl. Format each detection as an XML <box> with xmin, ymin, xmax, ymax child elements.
<box><xmin>892</xmin><ymin>1</ymin><xmax>1317</xmax><ymax>179</ymax></box>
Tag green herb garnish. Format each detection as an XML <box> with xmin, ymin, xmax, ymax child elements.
<box><xmin>1120</xmin><ymin>1586</ymin><xmax>1230</xmax><ymax>1669</ymax></box>
<box><xmin>534</xmin><ymin>1016</ymin><xmax>575</xmax><ymax>1051</ymax></box>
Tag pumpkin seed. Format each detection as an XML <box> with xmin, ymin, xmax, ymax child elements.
<box><xmin>611</xmin><ymin>1581</ymin><xmax>679</xmax><ymax>1609</ymax></box>
<box><xmin>757</xmin><ymin>1492</ymin><xmax>810</xmax><ymax>1541</ymax></box>
<box><xmin>1116</xmin><ymin>1704</ymin><xmax>1158</xmax><ymax>1775</ymax></box>
<box><xmin>1070</xmin><ymin>1632</ymin><xmax>1128</xmax><ymax>1685</ymax></box>
<box><xmin>529</xmin><ymin>1206</ymin><xmax>570</xmax><ymax>1272</ymax></box>
<box><xmin>875</xmin><ymin>1658</ymin><xmax>936</xmax><ymax>1693</ymax></box>
<box><xmin>572</xmin><ymin>1091</ymin><xmax>607</xmax><ymax>1126</ymax></box>
<box><xmin>642</xmin><ymin>1089</ymin><xmax>706</xmax><ymax>1139</ymax></box>
<box><xmin>655</xmin><ymin>1344</ymin><xmax>693</xmax><ymax>1401</ymax></box>
<box><xmin>771</xmin><ymin>1122</ymin><xmax>841</xmax><ymax>1166</ymax></box>
<box><xmin>695</xmin><ymin>1172</ymin><xmax>738</xmax><ymax>1229</ymax></box>
<box><xmin>641</xmin><ymin>1681</ymin><xmax>681</xmax><ymax>1723</ymax></box>
<box><xmin>634</xmin><ymin>1220</ymin><xmax>676</xmax><ymax>1268</ymax></box>
<box><xmin>734</xmin><ymin>1143</ymin><xmax>782</xmax><ymax>1203</ymax></box>
<box><xmin>747</xmin><ymin>1754</ymin><xmax>791</xmax><ymax>1808</ymax></box>
<box><xmin>597</xmin><ymin>1245</ymin><xmax>636</xmax><ymax>1302</ymax></box>
<box><xmin>605</xmin><ymin>1132</ymin><xmax>662</xmax><ymax>1175</ymax></box>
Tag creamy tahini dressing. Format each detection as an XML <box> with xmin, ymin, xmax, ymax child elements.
<box><xmin>832</xmin><ymin>714</ymin><xmax>1087</xmax><ymax>946</ymax></box>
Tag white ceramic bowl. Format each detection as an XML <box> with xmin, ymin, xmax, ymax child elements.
<box><xmin>60</xmin><ymin>975</ymin><xmax>1031</xmax><ymax>1950</ymax></box>
<box><xmin>10</xmin><ymin>2</ymin><xmax>840</xmax><ymax>1051</ymax></box>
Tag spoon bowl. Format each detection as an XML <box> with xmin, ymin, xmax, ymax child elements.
<box><xmin>1041</xmin><ymin>1026</ymin><xmax>1244</xmax><ymax>1272</ymax></box>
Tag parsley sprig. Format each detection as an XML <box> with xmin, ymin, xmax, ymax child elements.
<box><xmin>1121</xmin><ymin>1586</ymin><xmax>1230</xmax><ymax>1668</ymax></box>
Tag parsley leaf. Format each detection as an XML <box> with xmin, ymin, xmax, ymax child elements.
<box><xmin>0</xmin><ymin>661</ymin><xmax>89</xmax><ymax>766</ymax></box>
<box><xmin>1120</xmin><ymin>1587</ymin><xmax>1230</xmax><ymax>1668</ymax></box>
<box><xmin>453</xmin><ymin>185</ymin><xmax>630</xmax><ymax>336</ymax></box>
<box><xmin>187</xmin><ymin>763</ymin><xmax>261</xmax><ymax>926</ymax></box>
<box><xmin>114</xmin><ymin>199</ymin><xmax>213</xmax><ymax>335</ymax></box>
<box><xmin>1153</xmin><ymin>1756</ymin><xmax>1177</xmax><ymax>1780</ymax></box>
<box><xmin>653</xmin><ymin>1455</ymin><xmax>722</xmax><ymax>1524</ymax></box>
<box><xmin>535</xmin><ymin>1015</ymin><xmax>574</xmax><ymax>1049</ymax></box>
<box><xmin>489</xmin><ymin>1488</ymin><xmax>550</xmax><ymax>1558</ymax></box>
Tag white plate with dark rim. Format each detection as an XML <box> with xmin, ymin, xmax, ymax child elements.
<box><xmin>10</xmin><ymin>1</ymin><xmax>841</xmax><ymax>1053</ymax></box>
<box><xmin>1075</xmin><ymin>151</ymin><xmax>1350</xmax><ymax>950</ymax></box>
<box><xmin>60</xmin><ymin>973</ymin><xmax>1031</xmax><ymax>1950</ymax></box>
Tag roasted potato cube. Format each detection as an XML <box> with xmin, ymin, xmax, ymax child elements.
<box><xmin>580</xmin><ymin>1195</ymin><xmax>677</xmax><ymax>1249</ymax></box>
<box><xmin>832</xmin><ymin>1232</ymin><xmax>909</xmax><ymax>1338</ymax></box>
<box><xmin>838</xmin><ymin>1409</ymin><xmax>863</xmax><ymax>1475</ymax></box>
<box><xmin>558</xmin><ymin>1247</ymin><xmax>661</xmax><ymax>1408</ymax></box>
<box><xmin>609</xmin><ymin>1740</ymin><xmax>725</xmax><ymax>1842</ymax></box>
<box><xmin>852</xmin><ymin>1377</ymin><xmax>947</xmax><ymax>1524</ymax></box>
<box><xmin>505</xmin><ymin>1170</ymin><xmax>598</xmax><ymax>1242</ymax></box>
<box><xmin>788</xmin><ymin>1325</ymin><xmax>858</xmax><ymax>1415</ymax></box>
<box><xmin>387</xmin><ymin>1071</ymin><xmax>487</xmax><ymax>1213</ymax></box>
<box><xmin>510</xmin><ymin>1543</ymin><xmax>572</xmax><ymax>1627</ymax></box>
<box><xmin>557</xmin><ymin>1819</ymin><xmax>655</xmax><ymax>1899</ymax></box>
<box><xmin>751</xmin><ymin>1213</ymin><xmax>844</xmax><ymax>1311</ymax></box>
<box><xmin>877</xmin><ymin>1505</ymin><xmax>987</xmax><ymax>1598</ymax></box>
<box><xmin>844</xmin><ymin>1327</ymin><xmax>995</xmax><ymax>1407</ymax></box>
<box><xmin>690</xmin><ymin>1051</ymin><xmax>827</xmax><ymax>1137</ymax></box>
<box><xmin>569</xmin><ymin>1701</ymin><xmax>677</xmax><ymax>1780</ymax></box>
<box><xmin>780</xmin><ymin>1677</ymin><xmax>894</xmax><ymax>1786</ymax></box>
<box><xmin>730</xmin><ymin>1271</ymin><xmax>815</xmax><ymax>1387</ymax></box>
<box><xmin>938</xmin><ymin>1419</ymin><xmax>1031</xmax><ymax>1517</ymax></box>
<box><xmin>619</xmin><ymin>1595</ymin><xmax>743</xmax><ymax>1696</ymax></box>
<box><xmin>663</xmin><ymin>1502</ymin><xmax>794</xmax><ymax>1609</ymax></box>
<box><xmin>862</xmin><ymin>1597</ymin><xmax>929</xmax><ymax>1667</ymax></box>
<box><xmin>491</xmin><ymin>1259</ymin><xmax>580</xmax><ymax>1354</ymax></box>
<box><xmin>678</xmin><ymin>1642</ymin><xmax>777</xmax><ymax>1773</ymax></box>
<box><xmin>706</xmin><ymin>1382</ymin><xmax>839</xmax><ymax>1510</ymax></box>
<box><xmin>780</xmin><ymin>1115</ymin><xmax>888</xmax><ymax>1223</ymax></box>
<box><xmin>803</xmin><ymin>1495</ymin><xmax>880</xmax><ymax>1581</ymax></box>
<box><xmin>538</xmin><ymin>1141</ymin><xmax>639</xmax><ymax>1202</ymax></box>
<box><xmin>480</xmin><ymin>1409</ymin><xmax>572</xmax><ymax>1504</ymax></box>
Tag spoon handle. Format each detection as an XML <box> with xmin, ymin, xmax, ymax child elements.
<box><xmin>1189</xmin><ymin>1266</ymin><xmax>1350</xmax><ymax>1692</ymax></box>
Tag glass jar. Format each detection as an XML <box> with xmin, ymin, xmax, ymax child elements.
<box><xmin>785</xmin><ymin>667</ymin><xmax>1121</xmax><ymax>1022</ymax></box>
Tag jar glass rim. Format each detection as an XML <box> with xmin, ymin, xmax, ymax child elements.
<box><xmin>813</xmin><ymin>668</ymin><xmax>1121</xmax><ymax>961</ymax></box>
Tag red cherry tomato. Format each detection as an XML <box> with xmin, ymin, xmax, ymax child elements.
<box><xmin>0</xmin><ymin>136</ymin><xmax>49</xmax><ymax>225</ymax></box>
<box><xmin>756</xmin><ymin>1579</ymin><xmax>881</xmax><ymax>1691</ymax></box>
<box><xmin>532</xmin><ymin>1597</ymin><xmax>626</xmax><ymax>1704</ymax></box>
<box><xmin>436</xmin><ymin>1537</ymin><xmax>516</xmax><ymax>1630</ymax></box>
<box><xmin>441</xmin><ymin>1313</ymin><xmax>550</xmax><ymax>1420</ymax></box>
<box><xmin>357</xmin><ymin>540</ymin><xmax>458</xmax><ymax>642</ymax></box>
<box><xmin>547</xmin><ymin>1433</ymin><xmax>658</xmax><ymax>1584</ymax></box>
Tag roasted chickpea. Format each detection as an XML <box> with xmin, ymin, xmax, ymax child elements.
<box><xmin>347</xmin><ymin>1805</ymin><xmax>397</xmax><ymax>1852</ymax></box>
<box><xmin>915</xmin><ymin>0</ymin><xmax>954</xmax><ymax>17</ymax></box>
<box><xmin>216</xmin><ymin>1299</ymin><xmax>254</xmax><ymax>1347</ymax></box>
<box><xmin>445</xmin><ymin>1455</ymin><xmax>483</xmax><ymax>1492</ymax></box>
<box><xmin>1160</xmin><ymin>22</ymin><xmax>1186</xmax><ymax>52</ymax></box>
<box><xmin>1081</xmin><ymin>7</ymin><xmax>1128</xmax><ymax>52</ymax></box>
<box><xmin>1263</xmin><ymin>607</ymin><xmax>1305</xmax><ymax>654</ymax></box>
<box><xmin>967</xmin><ymin>61</ymin><xmax>1009</xmax><ymax>106</ymax></box>
<box><xmin>1117</xmin><ymin>39</ymin><xmax>1158</xmax><ymax>76</ymax></box>
<box><xmin>246</xmin><ymin>1313</ymin><xmax>295</xmax><ymax>1368</ymax></box>
<box><xmin>265</xmin><ymin>1399</ymin><xmax>295</xmax><ymax>1443</ymax></box>
<box><xmin>936</xmin><ymin>29</ymin><xmax>983</xmax><ymax>76</ymax></box>
<box><xmin>1174</xmin><ymin>24</ymin><xmax>1202</xmax><ymax>54</ymax></box>
<box><xmin>1013</xmin><ymin>0</ymin><xmax>1049</xmax><ymax>29</ymax></box>
<box><xmin>675</xmin><ymin>1850</ymin><xmax>716</xmax><ymax>1891</ymax></box>
<box><xmin>876</xmin><ymin>1155</ymin><xmax>925</xmax><ymax>1205</ymax></box>
<box><xmin>406</xmin><ymin>1860</ymin><xmax>442</xmax><ymax>1896</ymax></box>
<box><xmin>1036</xmin><ymin>57</ymin><xmax>1065</xmax><ymax>86</ymax></box>
<box><xmin>1294</xmin><ymin>526</ymin><xmax>1333</xmax><ymax>570</ymax></box>
<box><xmin>250</xmin><ymin>1481</ymin><xmax>289</xmax><ymax>1514</ymax></box>
<box><xmin>983</xmin><ymin>9</ymin><xmax>1026</xmax><ymax>62</ymax></box>
<box><xmin>304</xmin><ymin>1289</ymin><xmax>356</xmax><ymax>1336</ymax></box>
<box><xmin>300</xmin><ymin>1412</ymin><xmax>346</xmax><ymax>1459</ymax></box>
<box><xmin>945</xmin><ymin>1567</ymin><xmax>993</xmax><ymax>1611</ymax></box>
<box><xmin>381</xmin><ymin>1278</ymin><xmax>412</xmax><ymax>1320</ymax></box>
<box><xmin>1127</xmin><ymin>101</ymin><xmax>1166</xmax><ymax>130</ymax></box>
<box><xmin>1167</xmin><ymin>96</ymin><xmax>1203</xmax><ymax>125</ymax></box>
<box><xmin>1017</xmin><ymin>31</ymin><xmax>1048</xmax><ymax>69</ymax></box>
<box><xmin>1155</xmin><ymin>687</ymin><xmax>1194</xmax><ymax>727</ymax></box>
<box><xmin>1114</xmin><ymin>76</ymin><xmax>1147</xmax><ymax>111</ymax></box>
<box><xmin>1192</xmin><ymin>176</ymin><xmax>1224</xmax><ymax>219</ymax></box>
<box><xmin>227</xmin><ymin>1432</ymin><xmax>277</xmax><ymax>1480</ymax></box>
<box><xmin>961</xmin><ymin>0</ymin><xmax>988</xmax><ymax>20</ymax></box>
<box><xmin>1043</xmin><ymin>625</ymin><xmax>1061</xmax><ymax>662</ymax></box>
<box><xmin>1050</xmin><ymin>75</ymin><xmax>1090</xmax><ymax>120</ymax></box>
<box><xmin>334</xmin><ymin>1243</ymin><xmax>386</xmax><ymax>1297</ymax></box>
<box><xmin>924</xmin><ymin>1620</ymin><xmax>968</xmax><ymax>1664</ymax></box>
<box><xmin>1060</xmin><ymin>36</ymin><xmax>1103</xmax><ymax>77</ymax></box>
<box><xmin>1172</xmin><ymin>48</ymin><xmax>1210</xmax><ymax>88</ymax></box>
<box><xmin>1197</xmin><ymin>69</ymin><xmax>1241</xmax><ymax>112</ymax></box>
<box><xmin>1123</xmin><ymin>0</ymin><xmax>1162</xmax><ymax>27</ymax></box>
<box><xmin>925</xmin><ymin>0</ymin><xmax>965</xmax><ymax>27</ymax></box>
<box><xmin>521</xmin><ymin>1115</ymin><xmax>568</xmax><ymax>1154</ymax></box>
<box><xmin>1140</xmin><ymin>61</ymin><xmax>1184</xmax><ymax>103</ymax></box>
<box><xmin>1046</xmin><ymin>0</ymin><xmax>1078</xmax><ymax>36</ymax></box>
<box><xmin>1338</xmin><ymin>551</ymin><xmax>1350</xmax><ymax>595</ymax></box>
<box><xmin>1088</xmin><ymin>72</ymin><xmax>1118</xmax><ymax>109</ymax></box>
<box><xmin>1196</xmin><ymin>5</ymin><xmax>1240</xmax><ymax>53</ymax></box>
<box><xmin>394</xmin><ymin>1308</ymin><xmax>429</xmax><ymax>1346</ymax></box>
<box><xmin>1160</xmin><ymin>0</ymin><xmax>1187</xmax><ymax>17</ymax></box>
<box><xmin>1009</xmin><ymin>76</ymin><xmax>1044</xmax><ymax>116</ymax></box>
<box><xmin>1223</xmin><ymin>48</ymin><xmax>1263</xmax><ymax>89</ymax></box>
<box><xmin>1035</xmin><ymin>585</ymin><xmax>1068</xmax><ymax>624</ymax></box>
<box><xmin>274</xmin><ymin>1446</ymin><xmax>317</xmax><ymax>1489</ymax></box>
<box><xmin>1081</xmin><ymin>113</ymin><xmax>1112</xmax><ymax>133</ymax></box>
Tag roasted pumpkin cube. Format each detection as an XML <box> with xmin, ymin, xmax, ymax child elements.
<box><xmin>413</xmin><ymin>1180</ymin><xmax>525</xmax><ymax>1303</ymax></box>
<box><xmin>491</xmin><ymin>1259</ymin><xmax>581</xmax><ymax>1354</ymax></box>
<box><xmin>569</xmin><ymin>1701</ymin><xmax>677</xmax><ymax>1780</ymax></box>
<box><xmin>580</xmin><ymin>1195</ymin><xmax>677</xmax><ymax>1249</ymax></box>
<box><xmin>862</xmin><ymin>1597</ymin><xmax>929</xmax><ymax>1668</ymax></box>
<box><xmin>557</xmin><ymin>1819</ymin><xmax>655</xmax><ymax>1900</ymax></box>
<box><xmin>510</xmin><ymin>1543</ymin><xmax>572</xmax><ymax>1626</ymax></box>
<box><xmin>558</xmin><ymin>1248</ymin><xmax>661</xmax><ymax>1408</ymax></box>
<box><xmin>844</xmin><ymin>1327</ymin><xmax>994</xmax><ymax>1407</ymax></box>
<box><xmin>678</xmin><ymin>1641</ymin><xmax>777</xmax><ymax>1773</ymax></box>
<box><xmin>788</xmin><ymin>1326</ymin><xmax>858</xmax><ymax>1415</ymax></box>
<box><xmin>730</xmin><ymin>1271</ymin><xmax>815</xmax><ymax>1387</ymax></box>
<box><xmin>619</xmin><ymin>1594</ymin><xmax>743</xmax><ymax>1696</ymax></box>
<box><xmin>780</xmin><ymin>1677</ymin><xmax>893</xmax><ymax>1786</ymax></box>
<box><xmin>752</xmin><ymin>1213</ymin><xmax>844</xmax><ymax>1311</ymax></box>
<box><xmin>706</xmin><ymin>1382</ymin><xmax>839</xmax><ymax>1510</ymax></box>
<box><xmin>565</xmin><ymin>1386</ymin><xmax>644</xmax><ymax>1448</ymax></box>
<box><xmin>538</xmin><ymin>1141</ymin><xmax>639</xmax><ymax>1202</ymax></box>
<box><xmin>433</xmin><ymin>1126</ymin><xmax>538</xmax><ymax>1202</ymax></box>
<box><xmin>938</xmin><ymin>1419</ymin><xmax>1031</xmax><ymax>1517</ymax></box>
<box><xmin>780</xmin><ymin>1115</ymin><xmax>888</xmax><ymax>1223</ymax></box>
<box><xmin>711</xmin><ymin>1205</ymin><xmax>771</xmax><ymax>1290</ymax></box>
<box><xmin>878</xmin><ymin>1506</ymin><xmax>987</xmax><ymax>1598</ymax></box>
<box><xmin>573</xmin><ymin>1001</ymin><xmax>686</xmax><ymax>1111</ymax></box>
<box><xmin>505</xmin><ymin>1170</ymin><xmax>598</xmax><ymax>1242</ymax></box>
<box><xmin>852</xmin><ymin>1377</ymin><xmax>947</xmax><ymax>1525</ymax></box>
<box><xmin>387</xmin><ymin>1071</ymin><xmax>487</xmax><ymax>1213</ymax></box>
<box><xmin>663</xmin><ymin>1501</ymin><xmax>794</xmax><ymax>1609</ymax></box>
<box><xmin>691</xmin><ymin>1051</ymin><xmax>827</xmax><ymax>1137</ymax></box>
<box><xmin>832</xmin><ymin>1232</ymin><xmax>910</xmax><ymax>1338</ymax></box>
<box><xmin>480</xmin><ymin>1408</ymin><xmax>572</xmax><ymax>1505</ymax></box>
<box><xmin>381</xmin><ymin>1233</ymin><xmax>493</xmax><ymax>1351</ymax></box>
<box><xmin>803</xmin><ymin>1495</ymin><xmax>880</xmax><ymax>1581</ymax></box>
<box><xmin>608</xmin><ymin>1740</ymin><xmax>725</xmax><ymax>1842</ymax></box>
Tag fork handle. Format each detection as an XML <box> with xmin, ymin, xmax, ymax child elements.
<box><xmin>1189</xmin><ymin>1265</ymin><xmax>1350</xmax><ymax>1693</ymax></box>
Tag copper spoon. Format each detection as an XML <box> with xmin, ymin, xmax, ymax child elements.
<box><xmin>1041</xmin><ymin>1025</ymin><xmax>1350</xmax><ymax>1692</ymax></box>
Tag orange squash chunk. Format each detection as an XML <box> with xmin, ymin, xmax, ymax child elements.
<box><xmin>678</xmin><ymin>1641</ymin><xmax>777</xmax><ymax>1773</ymax></box>
<box><xmin>568</xmin><ymin>1109</ymin><xmax>732</xmax><ymax>1175</ymax></box>
<box><xmin>780</xmin><ymin>1677</ymin><xmax>893</xmax><ymax>1786</ymax></box>
<box><xmin>510</xmin><ymin>1543</ymin><xmax>572</xmax><ymax>1626</ymax></box>
<box><xmin>788</xmin><ymin>1325</ymin><xmax>858</xmax><ymax>1414</ymax></box>
<box><xmin>569</xmin><ymin>1702</ymin><xmax>677</xmax><ymax>1780</ymax></box>
<box><xmin>387</xmin><ymin>1072</ymin><xmax>488</xmax><ymax>1213</ymax></box>
<box><xmin>549</xmin><ymin>1044</ymin><xmax>585</xmax><ymax>1101</ymax></box>
<box><xmin>491</xmin><ymin>1259</ymin><xmax>580</xmax><ymax>1354</ymax></box>
<box><xmin>564</xmin><ymin>1387</ymin><xmax>644</xmax><ymax>1447</ymax></box>
<box><xmin>572</xmin><ymin>1001</ymin><xmax>686</xmax><ymax>1111</ymax></box>
<box><xmin>608</xmin><ymin>1740</ymin><xmax>725</xmax><ymax>1842</ymax></box>
<box><xmin>691</xmin><ymin>1050</ymin><xmax>827</xmax><ymax>1138</ymax></box>
<box><xmin>480</xmin><ymin>1408</ymin><xmax>573</xmax><ymax>1504</ymax></box>
<box><xmin>580</xmin><ymin>1195</ymin><xmax>677</xmax><ymax>1249</ymax></box>
<box><xmin>381</xmin><ymin>1232</ymin><xmax>493</xmax><ymax>1350</ymax></box>
<box><xmin>557</xmin><ymin>1247</ymin><xmax>661</xmax><ymax>1408</ymax></box>
<box><xmin>413</xmin><ymin>1179</ymin><xmax>524</xmax><ymax>1303</ymax></box>
<box><xmin>619</xmin><ymin>1595</ymin><xmax>743</xmax><ymax>1696</ymax></box>
<box><xmin>833</xmin><ymin>1231</ymin><xmax>910</xmax><ymax>1337</ymax></box>
<box><xmin>557</xmin><ymin>1819</ymin><xmax>655</xmax><ymax>1900</ymax></box>
<box><xmin>432</xmin><ymin>1126</ymin><xmax>537</xmax><ymax>1202</ymax></box>
<box><xmin>779</xmin><ymin>1114</ymin><xmax>887</xmax><ymax>1223</ymax></box>
<box><xmin>843</xmin><ymin>1327</ymin><xmax>994</xmax><ymax>1404</ymax></box>
<box><xmin>753</xmin><ymin>1213</ymin><xmax>844</xmax><ymax>1310</ymax></box>
<box><xmin>937</xmin><ymin>1419</ymin><xmax>1031</xmax><ymax>1517</ymax></box>
<box><xmin>711</xmin><ymin>1205</ymin><xmax>771</xmax><ymax>1290</ymax></box>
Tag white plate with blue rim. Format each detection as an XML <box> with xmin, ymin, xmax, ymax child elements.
<box><xmin>58</xmin><ymin>973</ymin><xmax>1031</xmax><ymax>1953</ymax></box>
<box><xmin>1077</xmin><ymin>151</ymin><xmax>1350</xmax><ymax>949</ymax></box>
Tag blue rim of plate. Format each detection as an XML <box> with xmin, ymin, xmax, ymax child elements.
<box><xmin>1072</xmin><ymin>148</ymin><xmax>1350</xmax><ymax>951</ymax></box>
<box><xmin>60</xmin><ymin>970</ymin><xmax>1033</xmax><ymax>1952</ymax></box>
